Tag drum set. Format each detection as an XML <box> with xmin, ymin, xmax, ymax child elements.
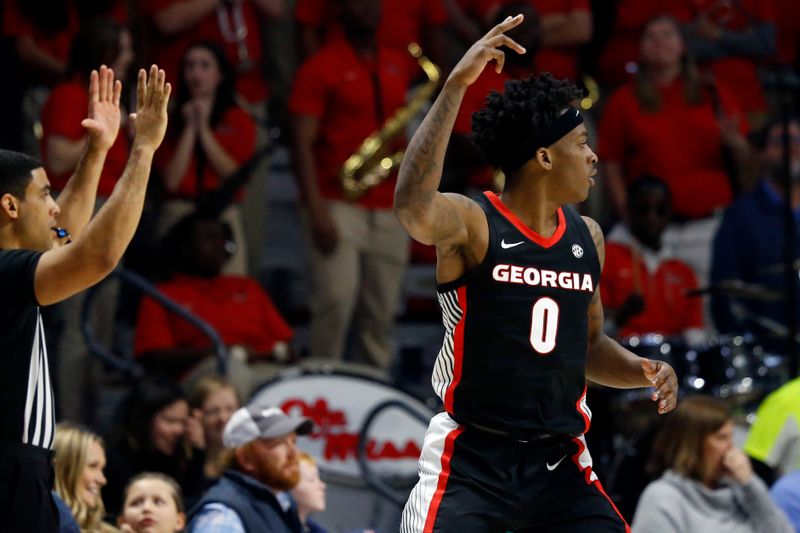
<box><xmin>619</xmin><ymin>332</ymin><xmax>788</xmax><ymax>403</ymax></box>
<box><xmin>608</xmin><ymin>278</ymin><xmax>794</xmax><ymax>436</ymax></box>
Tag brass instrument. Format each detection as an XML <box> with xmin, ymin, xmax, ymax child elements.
<box><xmin>340</xmin><ymin>43</ymin><xmax>441</xmax><ymax>200</ymax></box>
<box><xmin>580</xmin><ymin>75</ymin><xmax>600</xmax><ymax>111</ymax></box>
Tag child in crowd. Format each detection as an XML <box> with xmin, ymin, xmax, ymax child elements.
<box><xmin>118</xmin><ymin>473</ymin><xmax>186</xmax><ymax>533</ymax></box>
<box><xmin>292</xmin><ymin>452</ymin><xmax>328</xmax><ymax>533</ymax></box>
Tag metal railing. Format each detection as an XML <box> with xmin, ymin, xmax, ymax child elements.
<box><xmin>81</xmin><ymin>268</ymin><xmax>228</xmax><ymax>375</ymax></box>
<box><xmin>356</xmin><ymin>398</ymin><xmax>433</xmax><ymax>507</ymax></box>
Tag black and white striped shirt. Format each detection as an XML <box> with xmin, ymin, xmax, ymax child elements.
<box><xmin>0</xmin><ymin>250</ymin><xmax>55</xmax><ymax>449</ymax></box>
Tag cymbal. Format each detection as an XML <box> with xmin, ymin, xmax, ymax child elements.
<box><xmin>687</xmin><ymin>280</ymin><xmax>784</xmax><ymax>301</ymax></box>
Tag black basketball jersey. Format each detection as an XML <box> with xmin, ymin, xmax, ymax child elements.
<box><xmin>0</xmin><ymin>249</ymin><xmax>54</xmax><ymax>449</ymax></box>
<box><xmin>432</xmin><ymin>191</ymin><xmax>601</xmax><ymax>436</ymax></box>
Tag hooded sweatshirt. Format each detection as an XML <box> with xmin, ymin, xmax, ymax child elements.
<box><xmin>632</xmin><ymin>469</ymin><xmax>794</xmax><ymax>533</ymax></box>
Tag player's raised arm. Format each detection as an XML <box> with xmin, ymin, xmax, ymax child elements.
<box><xmin>34</xmin><ymin>66</ymin><xmax>170</xmax><ymax>306</ymax></box>
<box><xmin>393</xmin><ymin>14</ymin><xmax>526</xmax><ymax>247</ymax></box>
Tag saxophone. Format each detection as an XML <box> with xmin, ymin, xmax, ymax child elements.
<box><xmin>340</xmin><ymin>43</ymin><xmax>441</xmax><ymax>200</ymax></box>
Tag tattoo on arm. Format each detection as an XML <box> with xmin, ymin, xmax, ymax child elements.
<box><xmin>397</xmin><ymin>88</ymin><xmax>462</xmax><ymax>208</ymax></box>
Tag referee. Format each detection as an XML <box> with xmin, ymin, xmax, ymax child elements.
<box><xmin>0</xmin><ymin>65</ymin><xmax>170</xmax><ymax>532</ymax></box>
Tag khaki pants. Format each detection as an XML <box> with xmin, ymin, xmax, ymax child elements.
<box><xmin>236</xmin><ymin>98</ymin><xmax>271</xmax><ymax>277</ymax></box>
<box><xmin>303</xmin><ymin>201</ymin><xmax>410</xmax><ymax>370</ymax></box>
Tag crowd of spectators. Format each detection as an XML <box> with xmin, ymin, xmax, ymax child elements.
<box><xmin>2</xmin><ymin>0</ymin><xmax>800</xmax><ymax>530</ymax></box>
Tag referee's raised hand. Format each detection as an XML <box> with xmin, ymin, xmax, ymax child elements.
<box><xmin>449</xmin><ymin>14</ymin><xmax>527</xmax><ymax>87</ymax></box>
<box><xmin>82</xmin><ymin>65</ymin><xmax>122</xmax><ymax>153</ymax></box>
<box><xmin>131</xmin><ymin>65</ymin><xmax>171</xmax><ymax>151</ymax></box>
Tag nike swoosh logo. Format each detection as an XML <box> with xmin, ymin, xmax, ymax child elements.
<box><xmin>501</xmin><ymin>239</ymin><xmax>524</xmax><ymax>249</ymax></box>
<box><xmin>546</xmin><ymin>455</ymin><xmax>567</xmax><ymax>471</ymax></box>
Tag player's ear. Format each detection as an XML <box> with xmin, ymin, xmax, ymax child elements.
<box><xmin>536</xmin><ymin>148</ymin><xmax>552</xmax><ymax>170</ymax></box>
<box><xmin>1</xmin><ymin>193</ymin><xmax>20</xmax><ymax>220</ymax></box>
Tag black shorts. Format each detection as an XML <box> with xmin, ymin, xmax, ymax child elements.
<box><xmin>401</xmin><ymin>413</ymin><xmax>629</xmax><ymax>533</ymax></box>
<box><xmin>0</xmin><ymin>442</ymin><xmax>59</xmax><ymax>533</ymax></box>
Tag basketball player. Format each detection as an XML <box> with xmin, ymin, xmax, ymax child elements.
<box><xmin>394</xmin><ymin>15</ymin><xmax>679</xmax><ymax>532</ymax></box>
<box><xmin>0</xmin><ymin>65</ymin><xmax>169</xmax><ymax>531</ymax></box>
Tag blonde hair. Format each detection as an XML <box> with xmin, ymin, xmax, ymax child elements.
<box><xmin>187</xmin><ymin>375</ymin><xmax>239</xmax><ymax>410</ymax></box>
<box><xmin>648</xmin><ymin>395</ymin><xmax>732</xmax><ymax>481</ymax></box>
<box><xmin>53</xmin><ymin>423</ymin><xmax>109</xmax><ymax>532</ymax></box>
<box><xmin>123</xmin><ymin>472</ymin><xmax>185</xmax><ymax>514</ymax></box>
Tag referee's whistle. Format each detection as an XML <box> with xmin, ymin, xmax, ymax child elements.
<box><xmin>52</xmin><ymin>226</ymin><xmax>72</xmax><ymax>244</ymax></box>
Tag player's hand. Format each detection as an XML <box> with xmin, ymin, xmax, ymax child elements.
<box><xmin>449</xmin><ymin>14</ymin><xmax>527</xmax><ymax>87</ymax></box>
<box><xmin>722</xmin><ymin>448</ymin><xmax>753</xmax><ymax>485</ymax></box>
<box><xmin>82</xmin><ymin>65</ymin><xmax>122</xmax><ymax>152</ymax></box>
<box><xmin>641</xmin><ymin>358</ymin><xmax>678</xmax><ymax>414</ymax></box>
<box><xmin>131</xmin><ymin>65</ymin><xmax>171</xmax><ymax>151</ymax></box>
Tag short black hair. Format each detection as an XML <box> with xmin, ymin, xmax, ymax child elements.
<box><xmin>0</xmin><ymin>149</ymin><xmax>42</xmax><ymax>198</ymax></box>
<box><xmin>626</xmin><ymin>173</ymin><xmax>672</xmax><ymax>204</ymax></box>
<box><xmin>470</xmin><ymin>73</ymin><xmax>583</xmax><ymax>187</ymax></box>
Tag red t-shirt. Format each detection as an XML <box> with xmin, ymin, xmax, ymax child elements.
<box><xmin>682</xmin><ymin>0</ymin><xmax>775</xmax><ymax>115</ymax></box>
<box><xmin>157</xmin><ymin>106</ymin><xmax>256</xmax><ymax>200</ymax></box>
<box><xmin>142</xmin><ymin>0</ymin><xmax>268</xmax><ymax>103</ymax></box>
<box><xmin>2</xmin><ymin>1</ymin><xmax>128</xmax><ymax>73</ymax></box>
<box><xmin>294</xmin><ymin>0</ymin><xmax>448</xmax><ymax>52</ymax></box>
<box><xmin>40</xmin><ymin>80</ymin><xmax>130</xmax><ymax>197</ymax></box>
<box><xmin>134</xmin><ymin>274</ymin><xmax>293</xmax><ymax>357</ymax></box>
<box><xmin>595</xmin><ymin>0</ymin><xmax>693</xmax><ymax>86</ymax></box>
<box><xmin>532</xmin><ymin>0</ymin><xmax>590</xmax><ymax>81</ymax></box>
<box><xmin>598</xmin><ymin>78</ymin><xmax>747</xmax><ymax>219</ymax></box>
<box><xmin>289</xmin><ymin>40</ymin><xmax>413</xmax><ymax>209</ymax></box>
<box><xmin>454</xmin><ymin>0</ymin><xmax>589</xmax><ymax>80</ymax></box>
<box><xmin>2</xmin><ymin>0</ymin><xmax>80</xmax><ymax>76</ymax></box>
<box><xmin>602</xmin><ymin>241</ymin><xmax>703</xmax><ymax>337</ymax></box>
